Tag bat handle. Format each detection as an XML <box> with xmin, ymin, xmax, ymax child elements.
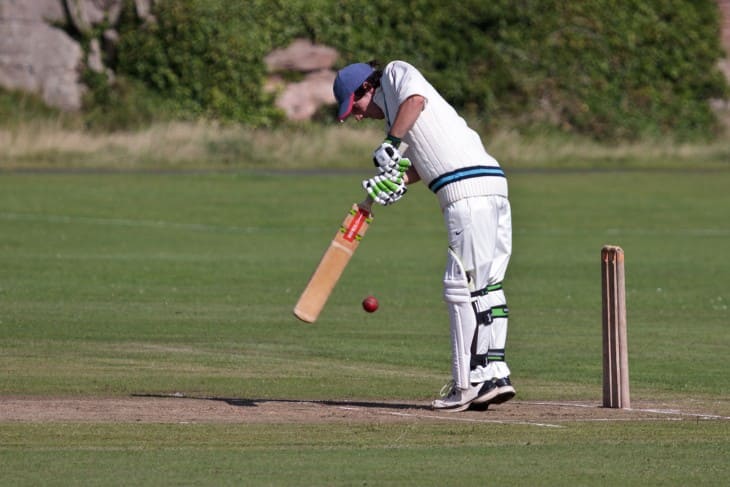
<box><xmin>358</xmin><ymin>195</ymin><xmax>374</xmax><ymax>214</ymax></box>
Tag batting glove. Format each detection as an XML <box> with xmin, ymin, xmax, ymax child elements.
<box><xmin>385</xmin><ymin>157</ymin><xmax>411</xmax><ymax>180</ymax></box>
<box><xmin>372</xmin><ymin>140</ymin><xmax>403</xmax><ymax>176</ymax></box>
<box><xmin>362</xmin><ymin>174</ymin><xmax>407</xmax><ymax>206</ymax></box>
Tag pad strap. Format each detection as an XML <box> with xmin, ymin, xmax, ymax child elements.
<box><xmin>474</xmin><ymin>304</ymin><xmax>509</xmax><ymax>326</ymax></box>
<box><xmin>470</xmin><ymin>348</ymin><xmax>506</xmax><ymax>368</ymax></box>
<box><xmin>471</xmin><ymin>282</ymin><xmax>503</xmax><ymax>297</ymax></box>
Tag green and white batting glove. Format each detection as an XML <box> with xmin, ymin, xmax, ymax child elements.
<box><xmin>380</xmin><ymin>157</ymin><xmax>411</xmax><ymax>180</ymax></box>
<box><xmin>373</xmin><ymin>137</ymin><xmax>409</xmax><ymax>179</ymax></box>
<box><xmin>362</xmin><ymin>173</ymin><xmax>407</xmax><ymax>206</ymax></box>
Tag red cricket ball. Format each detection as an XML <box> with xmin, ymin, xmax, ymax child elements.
<box><xmin>362</xmin><ymin>296</ymin><xmax>379</xmax><ymax>313</ymax></box>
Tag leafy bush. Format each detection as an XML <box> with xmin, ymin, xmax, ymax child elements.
<box><xmin>503</xmin><ymin>0</ymin><xmax>730</xmax><ymax>139</ymax></box>
<box><xmin>104</xmin><ymin>0</ymin><xmax>728</xmax><ymax>139</ymax></box>
<box><xmin>115</xmin><ymin>0</ymin><xmax>291</xmax><ymax>126</ymax></box>
<box><xmin>310</xmin><ymin>0</ymin><xmax>728</xmax><ymax>139</ymax></box>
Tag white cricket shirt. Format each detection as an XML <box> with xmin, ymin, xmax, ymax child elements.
<box><xmin>374</xmin><ymin>60</ymin><xmax>508</xmax><ymax>209</ymax></box>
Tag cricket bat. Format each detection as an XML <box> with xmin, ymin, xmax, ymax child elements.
<box><xmin>293</xmin><ymin>197</ymin><xmax>374</xmax><ymax>323</ymax></box>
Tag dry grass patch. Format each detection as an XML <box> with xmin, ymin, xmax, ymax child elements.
<box><xmin>2</xmin><ymin>118</ymin><xmax>729</xmax><ymax>171</ymax></box>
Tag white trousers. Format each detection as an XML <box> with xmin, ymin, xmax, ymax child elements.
<box><xmin>443</xmin><ymin>195</ymin><xmax>512</xmax><ymax>385</ymax></box>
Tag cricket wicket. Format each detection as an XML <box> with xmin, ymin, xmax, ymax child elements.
<box><xmin>601</xmin><ymin>245</ymin><xmax>630</xmax><ymax>409</ymax></box>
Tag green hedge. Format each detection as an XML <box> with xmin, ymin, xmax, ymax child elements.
<box><xmin>106</xmin><ymin>0</ymin><xmax>728</xmax><ymax>139</ymax></box>
<box><xmin>115</xmin><ymin>0</ymin><xmax>290</xmax><ymax>126</ymax></box>
<box><xmin>501</xmin><ymin>0</ymin><xmax>729</xmax><ymax>139</ymax></box>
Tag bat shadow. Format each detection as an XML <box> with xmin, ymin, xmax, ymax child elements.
<box><xmin>132</xmin><ymin>393</ymin><xmax>432</xmax><ymax>411</ymax></box>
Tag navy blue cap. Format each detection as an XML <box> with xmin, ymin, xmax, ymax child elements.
<box><xmin>333</xmin><ymin>63</ymin><xmax>374</xmax><ymax>121</ymax></box>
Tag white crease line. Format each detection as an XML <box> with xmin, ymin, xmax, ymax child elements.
<box><xmin>523</xmin><ymin>401</ymin><xmax>597</xmax><ymax>408</ymax></box>
<box><xmin>549</xmin><ymin>417</ymin><xmax>683</xmax><ymax>423</ymax></box>
<box><xmin>523</xmin><ymin>401</ymin><xmax>730</xmax><ymax>420</ymax></box>
<box><xmin>628</xmin><ymin>408</ymin><xmax>730</xmax><ymax>420</ymax></box>
<box><xmin>385</xmin><ymin>411</ymin><xmax>563</xmax><ymax>428</ymax></box>
<box><xmin>334</xmin><ymin>406</ymin><xmax>562</xmax><ymax>428</ymax></box>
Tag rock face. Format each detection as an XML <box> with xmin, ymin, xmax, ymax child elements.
<box><xmin>265</xmin><ymin>39</ymin><xmax>339</xmax><ymax>121</ymax></box>
<box><xmin>0</xmin><ymin>0</ymin><xmax>84</xmax><ymax>110</ymax></box>
<box><xmin>265</xmin><ymin>38</ymin><xmax>338</xmax><ymax>72</ymax></box>
<box><xmin>0</xmin><ymin>0</ymin><xmax>148</xmax><ymax>111</ymax></box>
<box><xmin>0</xmin><ymin>1</ymin><xmax>341</xmax><ymax>120</ymax></box>
<box><xmin>272</xmin><ymin>69</ymin><xmax>338</xmax><ymax>121</ymax></box>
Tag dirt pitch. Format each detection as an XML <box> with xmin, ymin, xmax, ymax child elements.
<box><xmin>1</xmin><ymin>395</ymin><xmax>728</xmax><ymax>427</ymax></box>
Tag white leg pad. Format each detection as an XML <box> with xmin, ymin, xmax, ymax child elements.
<box><xmin>487</xmin><ymin>317</ymin><xmax>511</xmax><ymax>378</ymax></box>
<box><xmin>469</xmin><ymin>290</ymin><xmax>511</xmax><ymax>383</ymax></box>
<box><xmin>444</xmin><ymin>248</ymin><xmax>476</xmax><ymax>389</ymax></box>
<box><xmin>469</xmin><ymin>296</ymin><xmax>492</xmax><ymax>383</ymax></box>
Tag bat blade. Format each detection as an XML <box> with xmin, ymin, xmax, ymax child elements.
<box><xmin>293</xmin><ymin>201</ymin><xmax>373</xmax><ymax>323</ymax></box>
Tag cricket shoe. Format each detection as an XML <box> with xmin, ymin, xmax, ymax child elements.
<box><xmin>431</xmin><ymin>380</ymin><xmax>482</xmax><ymax>412</ymax></box>
<box><xmin>491</xmin><ymin>377</ymin><xmax>516</xmax><ymax>404</ymax></box>
<box><xmin>470</xmin><ymin>377</ymin><xmax>516</xmax><ymax>409</ymax></box>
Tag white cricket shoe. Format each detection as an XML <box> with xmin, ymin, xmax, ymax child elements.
<box><xmin>431</xmin><ymin>381</ymin><xmax>481</xmax><ymax>412</ymax></box>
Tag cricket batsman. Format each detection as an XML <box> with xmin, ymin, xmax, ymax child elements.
<box><xmin>333</xmin><ymin>60</ymin><xmax>516</xmax><ymax>412</ymax></box>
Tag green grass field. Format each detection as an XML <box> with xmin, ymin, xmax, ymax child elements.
<box><xmin>1</xmin><ymin>168</ymin><xmax>728</xmax><ymax>485</ymax></box>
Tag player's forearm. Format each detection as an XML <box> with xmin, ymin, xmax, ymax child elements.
<box><xmin>388</xmin><ymin>95</ymin><xmax>425</xmax><ymax>139</ymax></box>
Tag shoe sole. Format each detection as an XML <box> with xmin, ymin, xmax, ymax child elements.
<box><xmin>472</xmin><ymin>386</ymin><xmax>500</xmax><ymax>405</ymax></box>
<box><xmin>468</xmin><ymin>402</ymin><xmax>489</xmax><ymax>411</ymax></box>
<box><xmin>471</xmin><ymin>385</ymin><xmax>516</xmax><ymax>409</ymax></box>
<box><xmin>490</xmin><ymin>386</ymin><xmax>516</xmax><ymax>405</ymax></box>
<box><xmin>435</xmin><ymin>387</ymin><xmax>516</xmax><ymax>413</ymax></box>
<box><xmin>431</xmin><ymin>401</ymin><xmax>473</xmax><ymax>413</ymax></box>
